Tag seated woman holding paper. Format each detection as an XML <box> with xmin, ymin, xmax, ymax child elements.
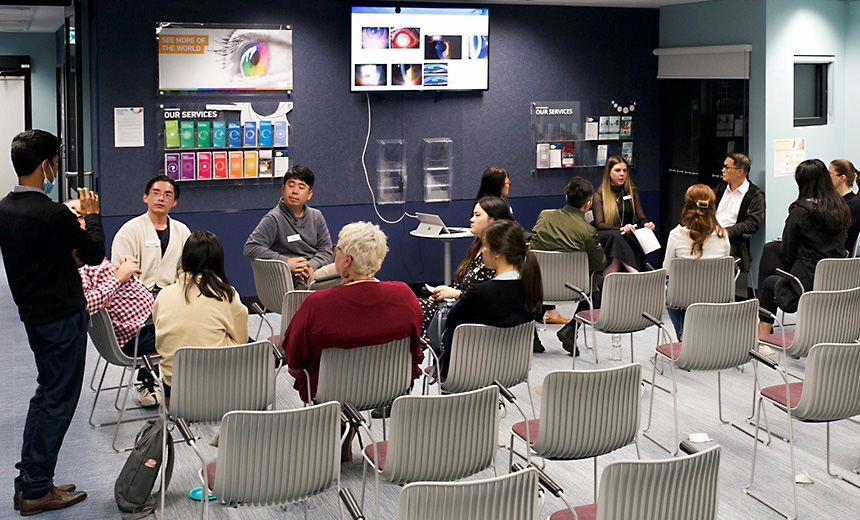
<box><xmin>438</xmin><ymin>219</ymin><xmax>543</xmax><ymax>377</ymax></box>
<box><xmin>153</xmin><ymin>230</ymin><xmax>249</xmax><ymax>398</ymax></box>
<box><xmin>592</xmin><ymin>155</ymin><xmax>656</xmax><ymax>272</ymax></box>
<box><xmin>418</xmin><ymin>196</ymin><xmax>513</xmax><ymax>344</ymax></box>
<box><xmin>663</xmin><ymin>184</ymin><xmax>730</xmax><ymax>338</ymax></box>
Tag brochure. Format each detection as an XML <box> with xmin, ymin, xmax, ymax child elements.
<box><xmin>562</xmin><ymin>142</ymin><xmax>575</xmax><ymax>167</ymax></box>
<box><xmin>620</xmin><ymin>116</ymin><xmax>632</xmax><ymax>139</ymax></box>
<box><xmin>608</xmin><ymin>116</ymin><xmax>620</xmax><ymax>140</ymax></box>
<box><xmin>596</xmin><ymin>144</ymin><xmax>608</xmax><ymax>166</ymax></box>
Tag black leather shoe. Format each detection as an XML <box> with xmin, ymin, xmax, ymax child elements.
<box><xmin>556</xmin><ymin>323</ymin><xmax>580</xmax><ymax>356</ymax></box>
<box><xmin>19</xmin><ymin>486</ymin><xmax>86</xmax><ymax>516</ymax></box>
<box><xmin>14</xmin><ymin>485</ymin><xmax>75</xmax><ymax>511</ymax></box>
<box><xmin>533</xmin><ymin>332</ymin><xmax>545</xmax><ymax>353</ymax></box>
<box><xmin>371</xmin><ymin>405</ymin><xmax>391</xmax><ymax>419</ymax></box>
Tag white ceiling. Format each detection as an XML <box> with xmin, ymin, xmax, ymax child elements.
<box><xmin>0</xmin><ymin>5</ymin><xmax>65</xmax><ymax>33</ymax></box>
<box><xmin>401</xmin><ymin>0</ymin><xmax>712</xmax><ymax>7</ymax></box>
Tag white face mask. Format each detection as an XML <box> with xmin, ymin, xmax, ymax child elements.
<box><xmin>41</xmin><ymin>161</ymin><xmax>55</xmax><ymax>195</ymax></box>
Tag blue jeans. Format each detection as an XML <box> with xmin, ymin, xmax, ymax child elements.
<box><xmin>667</xmin><ymin>307</ymin><xmax>685</xmax><ymax>340</ymax></box>
<box><xmin>16</xmin><ymin>310</ymin><xmax>88</xmax><ymax>499</ymax></box>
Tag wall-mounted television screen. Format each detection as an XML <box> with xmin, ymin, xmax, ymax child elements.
<box><xmin>351</xmin><ymin>7</ymin><xmax>489</xmax><ymax>92</ymax></box>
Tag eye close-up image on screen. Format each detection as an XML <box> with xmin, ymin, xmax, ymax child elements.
<box><xmin>350</xmin><ymin>7</ymin><xmax>489</xmax><ymax>92</ymax></box>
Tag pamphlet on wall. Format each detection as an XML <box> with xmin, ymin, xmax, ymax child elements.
<box><xmin>549</xmin><ymin>143</ymin><xmax>562</xmax><ymax>168</ymax></box>
<box><xmin>562</xmin><ymin>142</ymin><xmax>575</xmax><ymax>167</ymax></box>
<box><xmin>585</xmin><ymin>117</ymin><xmax>599</xmax><ymax>140</ymax></box>
<box><xmin>608</xmin><ymin>116</ymin><xmax>620</xmax><ymax>140</ymax></box>
<box><xmin>621</xmin><ymin>141</ymin><xmax>633</xmax><ymax>165</ymax></box>
<box><xmin>274</xmin><ymin>149</ymin><xmax>290</xmax><ymax>175</ymax></box>
<box><xmin>634</xmin><ymin>227</ymin><xmax>661</xmax><ymax>255</ymax></box>
<box><xmin>596</xmin><ymin>144</ymin><xmax>608</xmax><ymax>166</ymax></box>
<box><xmin>258</xmin><ymin>149</ymin><xmax>273</xmax><ymax>177</ymax></box>
<box><xmin>620</xmin><ymin>116</ymin><xmax>632</xmax><ymax>139</ymax></box>
<box><xmin>733</xmin><ymin>115</ymin><xmax>745</xmax><ymax>136</ymax></box>
<box><xmin>536</xmin><ymin>143</ymin><xmax>550</xmax><ymax>169</ymax></box>
<box><xmin>598</xmin><ymin>116</ymin><xmax>611</xmax><ymax>139</ymax></box>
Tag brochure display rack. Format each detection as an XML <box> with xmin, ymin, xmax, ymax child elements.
<box><xmin>531</xmin><ymin>100</ymin><xmax>636</xmax><ymax>173</ymax></box>
<box><xmin>376</xmin><ymin>139</ymin><xmax>406</xmax><ymax>204</ymax></box>
<box><xmin>423</xmin><ymin>138</ymin><xmax>453</xmax><ymax>203</ymax></box>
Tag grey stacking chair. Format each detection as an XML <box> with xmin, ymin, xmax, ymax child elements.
<box><xmin>87</xmin><ymin>309</ymin><xmax>161</xmax><ymax>451</ymax></box>
<box><xmin>360</xmin><ymin>386</ymin><xmax>500</xmax><ymax>519</ymax></box>
<box><xmin>198</xmin><ymin>404</ymin><xmax>345</xmax><ymax>520</ymax></box>
<box><xmin>508</xmin><ymin>364</ymin><xmax>641</xmax><ymax>502</ymax></box>
<box><xmin>532</xmin><ymin>250</ymin><xmax>593</xmax><ymax>329</ymax></box>
<box><xmin>852</xmin><ymin>233</ymin><xmax>860</xmax><ymax>258</ymax></box>
<box><xmin>746</xmin><ymin>343</ymin><xmax>860</xmax><ymax>520</ymax></box>
<box><xmin>439</xmin><ymin>322</ymin><xmax>536</xmax><ymax>416</ymax></box>
<box><xmin>812</xmin><ymin>257</ymin><xmax>860</xmax><ymax>291</ymax></box>
<box><xmin>666</xmin><ymin>256</ymin><xmax>736</xmax><ymax>312</ymax></box>
<box><xmin>549</xmin><ymin>445</ymin><xmax>721</xmax><ymax>520</ymax></box>
<box><xmin>310</xmin><ymin>338</ymin><xmax>413</xmax><ymax>439</ymax></box>
<box><xmin>573</xmin><ymin>269</ymin><xmax>666</xmax><ymax>367</ymax></box>
<box><xmin>760</xmin><ymin>287</ymin><xmax>860</xmax><ymax>368</ymax></box>
<box><xmin>250</xmin><ymin>258</ymin><xmax>295</xmax><ymax>339</ymax></box>
<box><xmin>643</xmin><ymin>300</ymin><xmax>764</xmax><ymax>454</ymax></box>
<box><xmin>269</xmin><ymin>290</ymin><xmax>313</xmax><ymax>376</ymax></box>
<box><xmin>396</xmin><ymin>467</ymin><xmax>539</xmax><ymax>520</ymax></box>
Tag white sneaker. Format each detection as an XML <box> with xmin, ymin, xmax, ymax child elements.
<box><xmin>137</xmin><ymin>386</ymin><xmax>161</xmax><ymax>407</ymax></box>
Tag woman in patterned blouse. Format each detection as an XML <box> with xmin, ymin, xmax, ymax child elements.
<box><xmin>419</xmin><ymin>196</ymin><xmax>513</xmax><ymax>340</ymax></box>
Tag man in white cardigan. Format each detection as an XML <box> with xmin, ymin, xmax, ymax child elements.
<box><xmin>111</xmin><ymin>175</ymin><xmax>191</xmax><ymax>294</ymax></box>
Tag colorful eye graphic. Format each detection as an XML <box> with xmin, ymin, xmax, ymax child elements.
<box><xmin>361</xmin><ymin>27</ymin><xmax>389</xmax><ymax>49</ymax></box>
<box><xmin>390</xmin><ymin>28</ymin><xmax>420</xmax><ymax>49</ymax></box>
<box><xmin>240</xmin><ymin>42</ymin><xmax>269</xmax><ymax>78</ymax></box>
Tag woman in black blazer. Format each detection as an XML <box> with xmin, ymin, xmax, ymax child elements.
<box><xmin>758</xmin><ymin>159</ymin><xmax>851</xmax><ymax>337</ymax></box>
<box><xmin>439</xmin><ymin>219</ymin><xmax>543</xmax><ymax>376</ymax></box>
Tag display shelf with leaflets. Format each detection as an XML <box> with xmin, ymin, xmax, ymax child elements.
<box><xmin>423</xmin><ymin>138</ymin><xmax>453</xmax><ymax>203</ymax></box>
<box><xmin>530</xmin><ymin>100</ymin><xmax>637</xmax><ymax>173</ymax></box>
<box><xmin>158</xmin><ymin>102</ymin><xmax>290</xmax><ymax>182</ymax></box>
<box><xmin>376</xmin><ymin>139</ymin><xmax>406</xmax><ymax>205</ymax></box>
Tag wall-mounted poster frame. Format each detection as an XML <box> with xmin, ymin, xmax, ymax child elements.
<box><xmin>157</xmin><ymin>22</ymin><xmax>293</xmax><ymax>93</ymax></box>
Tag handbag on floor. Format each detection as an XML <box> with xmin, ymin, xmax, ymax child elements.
<box><xmin>115</xmin><ymin>417</ymin><xmax>174</xmax><ymax>519</ymax></box>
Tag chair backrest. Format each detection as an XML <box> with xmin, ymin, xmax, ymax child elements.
<box><xmin>532</xmin><ymin>250</ymin><xmax>591</xmax><ymax>302</ymax></box>
<box><xmin>279</xmin><ymin>290</ymin><xmax>313</xmax><ymax>340</ymax></box>
<box><xmin>88</xmin><ymin>308</ymin><xmax>134</xmax><ymax>367</ymax></box>
<box><xmin>596</xmin><ymin>445</ymin><xmax>721</xmax><ymax>520</ymax></box>
<box><xmin>250</xmin><ymin>258</ymin><xmax>294</xmax><ymax>312</ymax></box>
<box><xmin>676</xmin><ymin>300</ymin><xmax>758</xmax><ymax>371</ymax></box>
<box><xmin>315</xmin><ymin>338</ymin><xmax>413</xmax><ymax>411</ymax></box>
<box><xmin>788</xmin><ymin>287</ymin><xmax>860</xmax><ymax>358</ymax></box>
<box><xmin>594</xmin><ymin>270</ymin><xmax>667</xmax><ymax>333</ymax></box>
<box><xmin>443</xmin><ymin>322</ymin><xmax>534</xmax><ymax>394</ymax></box>
<box><xmin>533</xmin><ymin>364</ymin><xmax>641</xmax><ymax>459</ymax></box>
<box><xmin>793</xmin><ymin>343</ymin><xmax>860</xmax><ymax>421</ymax></box>
<box><xmin>852</xmin><ymin>232</ymin><xmax>860</xmax><ymax>259</ymax></box>
<box><xmin>813</xmin><ymin>257</ymin><xmax>860</xmax><ymax>291</ymax></box>
<box><xmin>214</xmin><ymin>403</ymin><xmax>340</xmax><ymax>507</ymax></box>
<box><xmin>396</xmin><ymin>468</ymin><xmax>538</xmax><ymax>520</ymax></box>
<box><xmin>666</xmin><ymin>257</ymin><xmax>735</xmax><ymax>309</ymax></box>
<box><xmin>383</xmin><ymin>386</ymin><xmax>499</xmax><ymax>485</ymax></box>
<box><xmin>170</xmin><ymin>342</ymin><xmax>276</xmax><ymax>423</ymax></box>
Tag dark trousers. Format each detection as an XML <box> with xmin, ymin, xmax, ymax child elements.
<box><xmin>757</xmin><ymin>241</ymin><xmax>782</xmax><ymax>324</ymax></box>
<box><xmin>120</xmin><ymin>322</ymin><xmax>158</xmax><ymax>387</ymax></box>
<box><xmin>15</xmin><ymin>310</ymin><xmax>88</xmax><ymax>499</ymax></box>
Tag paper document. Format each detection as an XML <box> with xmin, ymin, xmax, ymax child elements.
<box><xmin>634</xmin><ymin>227</ymin><xmax>661</xmax><ymax>255</ymax></box>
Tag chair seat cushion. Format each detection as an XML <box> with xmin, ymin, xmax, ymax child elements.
<box><xmin>759</xmin><ymin>330</ymin><xmax>794</xmax><ymax>349</ymax></box>
<box><xmin>364</xmin><ymin>441</ymin><xmax>388</xmax><ymax>470</ymax></box>
<box><xmin>656</xmin><ymin>342</ymin><xmax>682</xmax><ymax>361</ymax></box>
<box><xmin>267</xmin><ymin>334</ymin><xmax>281</xmax><ymax>345</ymax></box>
<box><xmin>206</xmin><ymin>461</ymin><xmax>217</xmax><ymax>491</ymax></box>
<box><xmin>575</xmin><ymin>309</ymin><xmax>599</xmax><ymax>324</ymax></box>
<box><xmin>511</xmin><ymin>419</ymin><xmax>540</xmax><ymax>445</ymax></box>
<box><xmin>550</xmin><ymin>503</ymin><xmax>598</xmax><ymax>520</ymax></box>
<box><xmin>760</xmin><ymin>382</ymin><xmax>803</xmax><ymax>409</ymax></box>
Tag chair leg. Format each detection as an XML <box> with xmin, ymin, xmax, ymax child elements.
<box><xmin>719</xmin><ymin>369</ymin><xmax>772</xmax><ymax>446</ymax></box>
<box><xmin>826</xmin><ymin>422</ymin><xmax>860</xmax><ymax>489</ymax></box>
<box><xmin>743</xmin><ymin>399</ymin><xmax>798</xmax><ymax>519</ymax></box>
<box><xmin>642</xmin><ymin>356</ymin><xmax>678</xmax><ymax>455</ymax></box>
<box><xmin>629</xmin><ymin>332</ymin><xmax>634</xmax><ymax>365</ymax></box>
<box><xmin>592</xmin><ymin>457</ymin><xmax>598</xmax><ymax>502</ymax></box>
<box><xmin>644</xmin><ymin>353</ymin><xmax>658</xmax><ymax>432</ymax></box>
<box><xmin>89</xmin><ymin>356</ymin><xmax>102</xmax><ymax>391</ymax></box>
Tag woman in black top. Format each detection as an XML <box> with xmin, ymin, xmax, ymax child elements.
<box><xmin>830</xmin><ymin>159</ymin><xmax>860</xmax><ymax>253</ymax></box>
<box><xmin>439</xmin><ymin>219</ymin><xmax>543</xmax><ymax>376</ymax></box>
<box><xmin>592</xmin><ymin>155</ymin><xmax>655</xmax><ymax>272</ymax></box>
<box><xmin>758</xmin><ymin>159</ymin><xmax>851</xmax><ymax>337</ymax></box>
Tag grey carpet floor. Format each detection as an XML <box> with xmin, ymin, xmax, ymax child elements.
<box><xmin>2</xmin><ymin>254</ymin><xmax>860</xmax><ymax>519</ymax></box>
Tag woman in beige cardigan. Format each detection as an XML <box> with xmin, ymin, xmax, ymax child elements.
<box><xmin>153</xmin><ymin>230</ymin><xmax>248</xmax><ymax>396</ymax></box>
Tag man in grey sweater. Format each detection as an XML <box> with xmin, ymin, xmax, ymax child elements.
<box><xmin>244</xmin><ymin>165</ymin><xmax>338</xmax><ymax>289</ymax></box>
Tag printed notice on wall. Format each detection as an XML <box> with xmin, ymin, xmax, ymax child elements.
<box><xmin>114</xmin><ymin>107</ymin><xmax>144</xmax><ymax>148</ymax></box>
<box><xmin>774</xmin><ymin>138</ymin><xmax>806</xmax><ymax>176</ymax></box>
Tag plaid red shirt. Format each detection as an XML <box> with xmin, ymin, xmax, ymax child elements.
<box><xmin>79</xmin><ymin>259</ymin><xmax>154</xmax><ymax>347</ymax></box>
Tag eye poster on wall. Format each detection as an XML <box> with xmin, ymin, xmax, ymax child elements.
<box><xmin>157</xmin><ymin>24</ymin><xmax>293</xmax><ymax>92</ymax></box>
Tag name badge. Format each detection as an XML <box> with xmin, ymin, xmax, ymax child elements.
<box><xmin>145</xmin><ymin>239</ymin><xmax>160</xmax><ymax>247</ymax></box>
<box><xmin>622</xmin><ymin>195</ymin><xmax>632</xmax><ymax>201</ymax></box>
<box><xmin>287</xmin><ymin>234</ymin><xmax>301</xmax><ymax>243</ymax></box>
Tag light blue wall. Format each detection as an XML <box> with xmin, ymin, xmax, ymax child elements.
<box><xmin>846</xmin><ymin>2</ymin><xmax>860</xmax><ymax>163</ymax></box>
<box><xmin>0</xmin><ymin>32</ymin><xmax>57</xmax><ymax>134</ymax></box>
<box><xmin>763</xmin><ymin>0</ymin><xmax>848</xmax><ymax>240</ymax></box>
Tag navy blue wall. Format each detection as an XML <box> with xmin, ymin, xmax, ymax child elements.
<box><xmin>89</xmin><ymin>1</ymin><xmax>660</xmax><ymax>296</ymax></box>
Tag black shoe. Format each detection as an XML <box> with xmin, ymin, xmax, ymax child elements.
<box><xmin>371</xmin><ymin>405</ymin><xmax>391</xmax><ymax>419</ymax></box>
<box><xmin>556</xmin><ymin>323</ymin><xmax>580</xmax><ymax>356</ymax></box>
<box><xmin>533</xmin><ymin>332</ymin><xmax>545</xmax><ymax>353</ymax></box>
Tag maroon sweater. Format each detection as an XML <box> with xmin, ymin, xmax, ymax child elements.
<box><xmin>284</xmin><ymin>280</ymin><xmax>423</xmax><ymax>402</ymax></box>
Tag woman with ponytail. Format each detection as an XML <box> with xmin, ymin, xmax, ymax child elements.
<box><xmin>663</xmin><ymin>184</ymin><xmax>730</xmax><ymax>337</ymax></box>
<box><xmin>438</xmin><ymin>219</ymin><xmax>543</xmax><ymax>376</ymax></box>
<box><xmin>829</xmin><ymin>159</ymin><xmax>860</xmax><ymax>253</ymax></box>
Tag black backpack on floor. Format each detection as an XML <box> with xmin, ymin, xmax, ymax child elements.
<box><xmin>114</xmin><ymin>417</ymin><xmax>174</xmax><ymax>519</ymax></box>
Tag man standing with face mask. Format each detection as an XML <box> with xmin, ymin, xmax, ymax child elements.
<box><xmin>0</xmin><ymin>130</ymin><xmax>103</xmax><ymax>516</ymax></box>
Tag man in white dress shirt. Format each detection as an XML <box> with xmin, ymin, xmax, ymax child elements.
<box><xmin>714</xmin><ymin>153</ymin><xmax>765</xmax><ymax>285</ymax></box>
